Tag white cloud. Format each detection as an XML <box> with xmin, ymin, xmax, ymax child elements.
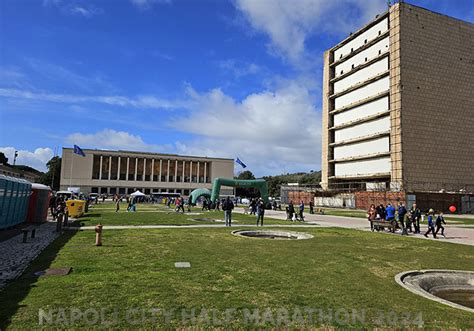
<box><xmin>218</xmin><ymin>59</ymin><xmax>261</xmax><ymax>78</ymax></box>
<box><xmin>43</xmin><ymin>0</ymin><xmax>102</xmax><ymax>18</ymax></box>
<box><xmin>0</xmin><ymin>88</ymin><xmax>188</xmax><ymax>110</ymax></box>
<box><xmin>130</xmin><ymin>0</ymin><xmax>172</xmax><ymax>10</ymax></box>
<box><xmin>234</xmin><ymin>0</ymin><xmax>386</xmax><ymax>65</ymax></box>
<box><xmin>68</xmin><ymin>5</ymin><xmax>102</xmax><ymax>18</ymax></box>
<box><xmin>0</xmin><ymin>147</ymin><xmax>53</xmax><ymax>172</ymax></box>
<box><xmin>66</xmin><ymin>129</ymin><xmax>150</xmax><ymax>151</ymax></box>
<box><xmin>66</xmin><ymin>129</ymin><xmax>171</xmax><ymax>152</ymax></box>
<box><xmin>171</xmin><ymin>81</ymin><xmax>321</xmax><ymax>176</ymax></box>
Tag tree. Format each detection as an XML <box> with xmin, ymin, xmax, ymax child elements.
<box><xmin>40</xmin><ymin>156</ymin><xmax>61</xmax><ymax>191</ymax></box>
<box><xmin>236</xmin><ymin>170</ymin><xmax>256</xmax><ymax>180</ymax></box>
<box><xmin>0</xmin><ymin>152</ymin><xmax>9</xmax><ymax>165</ymax></box>
<box><xmin>234</xmin><ymin>170</ymin><xmax>259</xmax><ymax>197</ymax></box>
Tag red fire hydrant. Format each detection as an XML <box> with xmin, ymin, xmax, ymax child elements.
<box><xmin>95</xmin><ymin>224</ymin><xmax>103</xmax><ymax>246</ymax></box>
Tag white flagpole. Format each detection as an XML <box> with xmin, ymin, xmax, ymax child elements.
<box><xmin>69</xmin><ymin>149</ymin><xmax>74</xmax><ymax>188</ymax></box>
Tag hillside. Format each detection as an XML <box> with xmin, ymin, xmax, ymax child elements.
<box><xmin>263</xmin><ymin>171</ymin><xmax>321</xmax><ymax>197</ymax></box>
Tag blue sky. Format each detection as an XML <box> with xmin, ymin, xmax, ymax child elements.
<box><xmin>0</xmin><ymin>0</ymin><xmax>472</xmax><ymax>175</ymax></box>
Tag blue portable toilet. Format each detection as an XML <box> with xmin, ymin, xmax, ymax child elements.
<box><xmin>4</xmin><ymin>177</ymin><xmax>16</xmax><ymax>228</ymax></box>
<box><xmin>19</xmin><ymin>179</ymin><xmax>31</xmax><ymax>223</ymax></box>
<box><xmin>0</xmin><ymin>175</ymin><xmax>7</xmax><ymax>229</ymax></box>
<box><xmin>0</xmin><ymin>175</ymin><xmax>32</xmax><ymax>229</ymax></box>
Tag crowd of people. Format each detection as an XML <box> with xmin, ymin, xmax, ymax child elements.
<box><xmin>367</xmin><ymin>202</ymin><xmax>447</xmax><ymax>238</ymax></box>
<box><xmin>284</xmin><ymin>200</ymin><xmax>314</xmax><ymax>222</ymax></box>
<box><xmin>50</xmin><ymin>191</ymin><xmax>451</xmax><ymax>237</ymax></box>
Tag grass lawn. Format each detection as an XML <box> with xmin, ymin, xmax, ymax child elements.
<box><xmin>1</xmin><ymin>224</ymin><xmax>473</xmax><ymax>329</ymax></box>
<box><xmin>75</xmin><ymin>203</ymin><xmax>296</xmax><ymax>226</ymax></box>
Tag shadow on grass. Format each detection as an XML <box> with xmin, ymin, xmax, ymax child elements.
<box><xmin>0</xmin><ymin>229</ymin><xmax>78</xmax><ymax>329</ymax></box>
<box><xmin>82</xmin><ymin>213</ymin><xmax>101</xmax><ymax>218</ymax></box>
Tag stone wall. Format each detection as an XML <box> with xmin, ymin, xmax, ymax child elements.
<box><xmin>355</xmin><ymin>191</ymin><xmax>406</xmax><ymax>210</ymax></box>
<box><xmin>288</xmin><ymin>191</ymin><xmax>315</xmax><ymax>205</ymax></box>
<box><xmin>398</xmin><ymin>3</ymin><xmax>474</xmax><ymax>192</ymax></box>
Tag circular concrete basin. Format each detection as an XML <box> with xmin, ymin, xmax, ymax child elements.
<box><xmin>395</xmin><ymin>269</ymin><xmax>474</xmax><ymax>312</ymax></box>
<box><xmin>231</xmin><ymin>230</ymin><xmax>313</xmax><ymax>240</ymax></box>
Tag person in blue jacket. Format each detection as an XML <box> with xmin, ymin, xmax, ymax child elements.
<box><xmin>424</xmin><ymin>209</ymin><xmax>437</xmax><ymax>238</ymax></box>
<box><xmin>385</xmin><ymin>203</ymin><xmax>396</xmax><ymax>233</ymax></box>
<box><xmin>397</xmin><ymin>202</ymin><xmax>407</xmax><ymax>235</ymax></box>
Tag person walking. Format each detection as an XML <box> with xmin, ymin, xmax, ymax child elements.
<box><xmin>256</xmin><ymin>199</ymin><xmax>265</xmax><ymax>226</ymax></box>
<box><xmin>127</xmin><ymin>198</ymin><xmax>132</xmax><ymax>212</ymax></box>
<box><xmin>179</xmin><ymin>197</ymin><xmax>186</xmax><ymax>213</ymax></box>
<box><xmin>404</xmin><ymin>210</ymin><xmax>413</xmax><ymax>234</ymax></box>
<box><xmin>288</xmin><ymin>200</ymin><xmax>295</xmax><ymax>222</ymax></box>
<box><xmin>309</xmin><ymin>201</ymin><xmax>314</xmax><ymax>214</ymax></box>
<box><xmin>299</xmin><ymin>200</ymin><xmax>305</xmax><ymax>221</ymax></box>
<box><xmin>435</xmin><ymin>211</ymin><xmax>446</xmax><ymax>237</ymax></box>
<box><xmin>398</xmin><ymin>202</ymin><xmax>408</xmax><ymax>235</ymax></box>
<box><xmin>411</xmin><ymin>203</ymin><xmax>422</xmax><ymax>234</ymax></box>
<box><xmin>424</xmin><ymin>209</ymin><xmax>437</xmax><ymax>238</ymax></box>
<box><xmin>222</xmin><ymin>196</ymin><xmax>234</xmax><ymax>227</ymax></box>
<box><xmin>367</xmin><ymin>204</ymin><xmax>377</xmax><ymax>231</ymax></box>
<box><xmin>115</xmin><ymin>199</ymin><xmax>120</xmax><ymax>213</ymax></box>
<box><xmin>49</xmin><ymin>195</ymin><xmax>58</xmax><ymax>221</ymax></box>
<box><xmin>249</xmin><ymin>199</ymin><xmax>257</xmax><ymax>215</ymax></box>
<box><xmin>385</xmin><ymin>203</ymin><xmax>396</xmax><ymax>232</ymax></box>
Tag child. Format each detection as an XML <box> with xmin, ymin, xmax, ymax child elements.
<box><xmin>424</xmin><ymin>209</ymin><xmax>437</xmax><ymax>238</ymax></box>
<box><xmin>435</xmin><ymin>211</ymin><xmax>446</xmax><ymax>237</ymax></box>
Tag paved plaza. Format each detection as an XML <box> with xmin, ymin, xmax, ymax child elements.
<box><xmin>0</xmin><ymin>222</ymin><xmax>58</xmax><ymax>290</ymax></box>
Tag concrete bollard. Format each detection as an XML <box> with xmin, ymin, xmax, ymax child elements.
<box><xmin>22</xmin><ymin>230</ymin><xmax>28</xmax><ymax>243</ymax></box>
<box><xmin>56</xmin><ymin>213</ymin><xmax>63</xmax><ymax>232</ymax></box>
<box><xmin>95</xmin><ymin>224</ymin><xmax>103</xmax><ymax>246</ymax></box>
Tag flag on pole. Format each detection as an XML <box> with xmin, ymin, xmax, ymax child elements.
<box><xmin>73</xmin><ymin>145</ymin><xmax>86</xmax><ymax>157</ymax></box>
<box><xmin>235</xmin><ymin>157</ymin><xmax>247</xmax><ymax>169</ymax></box>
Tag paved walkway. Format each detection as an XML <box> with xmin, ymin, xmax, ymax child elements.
<box><xmin>0</xmin><ymin>222</ymin><xmax>59</xmax><ymax>291</ymax></box>
<box><xmin>234</xmin><ymin>208</ymin><xmax>474</xmax><ymax>246</ymax></box>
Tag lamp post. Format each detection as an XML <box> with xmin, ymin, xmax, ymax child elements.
<box><xmin>13</xmin><ymin>151</ymin><xmax>18</xmax><ymax>166</ymax></box>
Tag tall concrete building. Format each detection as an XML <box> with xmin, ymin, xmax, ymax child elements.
<box><xmin>321</xmin><ymin>2</ymin><xmax>474</xmax><ymax>193</ymax></box>
<box><xmin>60</xmin><ymin>148</ymin><xmax>234</xmax><ymax>195</ymax></box>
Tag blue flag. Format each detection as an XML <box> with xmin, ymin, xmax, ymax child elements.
<box><xmin>73</xmin><ymin>145</ymin><xmax>86</xmax><ymax>157</ymax></box>
<box><xmin>235</xmin><ymin>158</ymin><xmax>247</xmax><ymax>168</ymax></box>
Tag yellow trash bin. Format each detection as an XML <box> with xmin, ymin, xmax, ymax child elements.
<box><xmin>66</xmin><ymin>200</ymin><xmax>85</xmax><ymax>218</ymax></box>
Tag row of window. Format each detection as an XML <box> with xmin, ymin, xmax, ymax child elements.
<box><xmin>91</xmin><ymin>155</ymin><xmax>211</xmax><ymax>183</ymax></box>
<box><xmin>91</xmin><ymin>187</ymin><xmax>195</xmax><ymax>195</ymax></box>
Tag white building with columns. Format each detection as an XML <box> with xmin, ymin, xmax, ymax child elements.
<box><xmin>59</xmin><ymin>148</ymin><xmax>234</xmax><ymax>196</ymax></box>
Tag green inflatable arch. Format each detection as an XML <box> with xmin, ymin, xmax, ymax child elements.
<box><xmin>189</xmin><ymin>188</ymin><xmax>211</xmax><ymax>205</ymax></box>
<box><xmin>210</xmin><ymin>178</ymin><xmax>269</xmax><ymax>203</ymax></box>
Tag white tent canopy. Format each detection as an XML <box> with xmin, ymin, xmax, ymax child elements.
<box><xmin>131</xmin><ymin>190</ymin><xmax>146</xmax><ymax>197</ymax></box>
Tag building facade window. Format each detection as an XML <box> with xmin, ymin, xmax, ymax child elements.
<box><xmin>153</xmin><ymin>159</ymin><xmax>160</xmax><ymax>181</ymax></box>
<box><xmin>145</xmin><ymin>159</ymin><xmax>152</xmax><ymax>181</ymax></box>
<box><xmin>176</xmin><ymin>160</ymin><xmax>183</xmax><ymax>182</ymax></box>
<box><xmin>101</xmin><ymin>156</ymin><xmax>110</xmax><ymax>180</ymax></box>
<box><xmin>191</xmin><ymin>161</ymin><xmax>198</xmax><ymax>183</ymax></box>
<box><xmin>110</xmin><ymin>156</ymin><xmax>119</xmax><ymax>180</ymax></box>
<box><xmin>128</xmin><ymin>158</ymin><xmax>136</xmax><ymax>181</ymax></box>
<box><xmin>119</xmin><ymin>157</ymin><xmax>127</xmax><ymax>180</ymax></box>
<box><xmin>136</xmin><ymin>158</ymin><xmax>144</xmax><ymax>181</ymax></box>
<box><xmin>92</xmin><ymin>155</ymin><xmax>100</xmax><ymax>179</ymax></box>
<box><xmin>169</xmin><ymin>160</ymin><xmax>176</xmax><ymax>182</ymax></box>
<box><xmin>161</xmin><ymin>160</ymin><xmax>168</xmax><ymax>182</ymax></box>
